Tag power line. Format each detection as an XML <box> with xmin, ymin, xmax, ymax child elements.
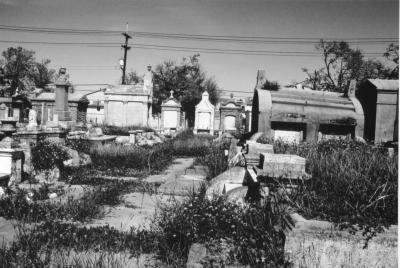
<box><xmin>0</xmin><ymin>39</ymin><xmax>386</xmax><ymax>57</ymax></box>
<box><xmin>0</xmin><ymin>24</ymin><xmax>397</xmax><ymax>45</ymax></box>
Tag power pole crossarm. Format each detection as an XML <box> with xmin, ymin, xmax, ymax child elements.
<box><xmin>121</xmin><ymin>32</ymin><xmax>131</xmax><ymax>85</ymax></box>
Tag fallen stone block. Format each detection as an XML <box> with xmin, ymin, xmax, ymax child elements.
<box><xmin>258</xmin><ymin>153</ymin><xmax>306</xmax><ymax>179</ymax></box>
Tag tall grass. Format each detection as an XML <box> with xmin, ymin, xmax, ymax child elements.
<box><xmin>90</xmin><ymin>142</ymin><xmax>173</xmax><ymax>173</ymax></box>
<box><xmin>276</xmin><ymin>140</ymin><xmax>398</xmax><ymax>239</ymax></box>
<box><xmin>150</xmin><ymin>185</ymin><xmax>290</xmax><ymax>266</ymax></box>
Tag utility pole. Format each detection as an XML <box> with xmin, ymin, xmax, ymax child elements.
<box><xmin>121</xmin><ymin>23</ymin><xmax>131</xmax><ymax>85</ymax></box>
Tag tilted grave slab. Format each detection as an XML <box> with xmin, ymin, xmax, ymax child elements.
<box><xmin>257</xmin><ymin>153</ymin><xmax>307</xmax><ymax>179</ymax></box>
<box><xmin>244</xmin><ymin>141</ymin><xmax>273</xmax><ymax>167</ymax></box>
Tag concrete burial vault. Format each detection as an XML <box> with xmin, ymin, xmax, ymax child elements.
<box><xmin>251</xmin><ymin>71</ymin><xmax>364</xmax><ymax>142</ymax></box>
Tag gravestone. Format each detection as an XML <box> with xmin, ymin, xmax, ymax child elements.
<box><xmin>194</xmin><ymin>91</ymin><xmax>215</xmax><ymax>134</ymax></box>
<box><xmin>258</xmin><ymin>153</ymin><xmax>306</xmax><ymax>179</ymax></box>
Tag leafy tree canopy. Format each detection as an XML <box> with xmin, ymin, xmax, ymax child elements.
<box><xmin>0</xmin><ymin>47</ymin><xmax>55</xmax><ymax>97</ymax></box>
<box><xmin>261</xmin><ymin>79</ymin><xmax>280</xmax><ymax>91</ymax></box>
<box><xmin>153</xmin><ymin>54</ymin><xmax>219</xmax><ymax>126</ymax></box>
<box><xmin>301</xmin><ymin>40</ymin><xmax>398</xmax><ymax>93</ymax></box>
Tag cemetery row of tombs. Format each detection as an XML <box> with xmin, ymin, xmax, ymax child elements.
<box><xmin>0</xmin><ymin>68</ymin><xmax>397</xmax><ymax>266</ymax></box>
<box><xmin>0</xmin><ymin>66</ymin><xmax>398</xmax><ymax>186</ymax></box>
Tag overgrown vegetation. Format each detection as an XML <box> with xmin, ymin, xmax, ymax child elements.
<box><xmin>31</xmin><ymin>139</ymin><xmax>70</xmax><ymax>172</ymax></box>
<box><xmin>0</xmin><ymin>188</ymin><xmax>104</xmax><ymax>223</ymax></box>
<box><xmin>0</xmin><ymin>186</ymin><xmax>290</xmax><ymax>267</ymax></box>
<box><xmin>93</xmin><ymin>123</ymin><xmax>155</xmax><ymax>136</ymax></box>
<box><xmin>272</xmin><ymin>139</ymin><xmax>398</xmax><ymax>241</ymax></box>
<box><xmin>89</xmin><ymin>142</ymin><xmax>174</xmax><ymax>174</ymax></box>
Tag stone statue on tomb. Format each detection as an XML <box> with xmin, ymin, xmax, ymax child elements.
<box><xmin>27</xmin><ymin>109</ymin><xmax>38</xmax><ymax>130</ymax></box>
<box><xmin>143</xmin><ymin>65</ymin><xmax>154</xmax><ymax>97</ymax></box>
<box><xmin>55</xmin><ymin>68</ymin><xmax>69</xmax><ymax>85</ymax></box>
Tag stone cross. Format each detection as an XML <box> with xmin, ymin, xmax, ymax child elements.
<box><xmin>170</xmin><ymin>90</ymin><xmax>174</xmax><ymax>98</ymax></box>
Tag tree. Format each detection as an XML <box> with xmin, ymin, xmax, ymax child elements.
<box><xmin>125</xmin><ymin>70</ymin><xmax>143</xmax><ymax>84</ymax></box>
<box><xmin>153</xmin><ymin>54</ymin><xmax>219</xmax><ymax>126</ymax></box>
<box><xmin>0</xmin><ymin>47</ymin><xmax>55</xmax><ymax>97</ymax></box>
<box><xmin>383</xmin><ymin>43</ymin><xmax>399</xmax><ymax>79</ymax></box>
<box><xmin>261</xmin><ymin>79</ymin><xmax>280</xmax><ymax>91</ymax></box>
<box><xmin>33</xmin><ymin>59</ymin><xmax>56</xmax><ymax>89</ymax></box>
<box><xmin>302</xmin><ymin>40</ymin><xmax>398</xmax><ymax>93</ymax></box>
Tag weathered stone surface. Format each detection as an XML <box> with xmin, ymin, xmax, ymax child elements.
<box><xmin>63</xmin><ymin>148</ymin><xmax>91</xmax><ymax>167</ymax></box>
<box><xmin>258</xmin><ymin>153</ymin><xmax>306</xmax><ymax>179</ymax></box>
<box><xmin>285</xmin><ymin>213</ymin><xmax>398</xmax><ymax>268</ymax></box>
<box><xmin>225</xmin><ymin>186</ymin><xmax>248</xmax><ymax>204</ymax></box>
<box><xmin>87</xmin><ymin>127</ymin><xmax>103</xmax><ymax>137</ymax></box>
<box><xmin>247</xmin><ymin>141</ymin><xmax>273</xmax><ymax>155</ymax></box>
<box><xmin>206</xmin><ymin>167</ymin><xmax>245</xmax><ymax>199</ymax></box>
<box><xmin>115</xmin><ymin>136</ymin><xmax>130</xmax><ymax>144</ymax></box>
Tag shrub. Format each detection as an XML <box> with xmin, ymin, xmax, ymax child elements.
<box><xmin>0</xmin><ymin>222</ymin><xmax>157</xmax><ymax>266</ymax></box>
<box><xmin>256</xmin><ymin>134</ymin><xmax>273</xmax><ymax>144</ymax></box>
<box><xmin>196</xmin><ymin>141</ymin><xmax>229</xmax><ymax>180</ymax></box>
<box><xmin>31</xmin><ymin>139</ymin><xmax>70</xmax><ymax>172</ymax></box>
<box><xmin>151</xmin><ymin>186</ymin><xmax>289</xmax><ymax>266</ymax></box>
<box><xmin>65</xmin><ymin>138</ymin><xmax>91</xmax><ymax>154</ymax></box>
<box><xmin>172</xmin><ymin>137</ymin><xmax>211</xmax><ymax>157</ymax></box>
<box><xmin>0</xmin><ymin>188</ymin><xmax>104</xmax><ymax>223</ymax></box>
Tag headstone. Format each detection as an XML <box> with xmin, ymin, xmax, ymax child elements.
<box><xmin>258</xmin><ymin>153</ymin><xmax>306</xmax><ymax>179</ymax></box>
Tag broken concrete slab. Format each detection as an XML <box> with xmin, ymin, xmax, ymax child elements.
<box><xmin>258</xmin><ymin>153</ymin><xmax>306</xmax><ymax>179</ymax></box>
<box><xmin>225</xmin><ymin>186</ymin><xmax>248</xmax><ymax>204</ymax></box>
<box><xmin>205</xmin><ymin>166</ymin><xmax>246</xmax><ymax>199</ymax></box>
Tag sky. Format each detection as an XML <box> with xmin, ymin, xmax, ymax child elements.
<box><xmin>0</xmin><ymin>0</ymin><xmax>398</xmax><ymax>98</ymax></box>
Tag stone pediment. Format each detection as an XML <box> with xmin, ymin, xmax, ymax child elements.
<box><xmin>161</xmin><ymin>90</ymin><xmax>181</xmax><ymax>108</ymax></box>
<box><xmin>162</xmin><ymin>98</ymin><xmax>181</xmax><ymax>108</ymax></box>
<box><xmin>195</xmin><ymin>91</ymin><xmax>214</xmax><ymax>111</ymax></box>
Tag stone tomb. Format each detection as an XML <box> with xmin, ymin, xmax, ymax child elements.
<box><xmin>0</xmin><ymin>148</ymin><xmax>24</xmax><ymax>186</ymax></box>
<box><xmin>258</xmin><ymin>153</ymin><xmax>307</xmax><ymax>179</ymax></box>
<box><xmin>194</xmin><ymin>91</ymin><xmax>215</xmax><ymax>134</ymax></box>
<box><xmin>161</xmin><ymin>90</ymin><xmax>182</xmax><ymax>130</ymax></box>
<box><xmin>219</xmin><ymin>99</ymin><xmax>242</xmax><ymax>134</ymax></box>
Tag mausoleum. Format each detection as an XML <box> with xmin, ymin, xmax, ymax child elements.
<box><xmin>194</xmin><ymin>91</ymin><xmax>215</xmax><ymax>134</ymax></box>
<box><xmin>161</xmin><ymin>90</ymin><xmax>182</xmax><ymax>131</ymax></box>
<box><xmin>251</xmin><ymin>70</ymin><xmax>364</xmax><ymax>142</ymax></box>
